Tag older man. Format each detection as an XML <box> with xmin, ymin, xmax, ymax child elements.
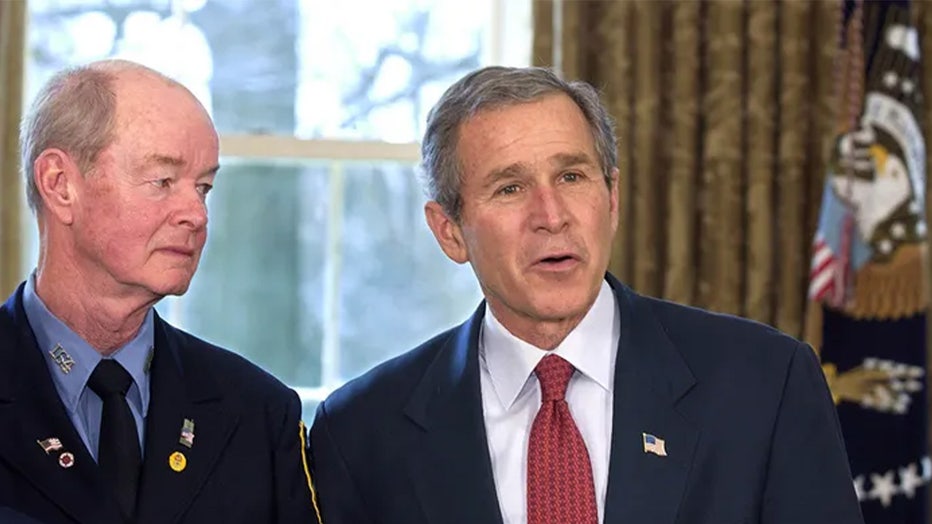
<box><xmin>309</xmin><ymin>66</ymin><xmax>863</xmax><ymax>524</ymax></box>
<box><xmin>0</xmin><ymin>60</ymin><xmax>320</xmax><ymax>524</ymax></box>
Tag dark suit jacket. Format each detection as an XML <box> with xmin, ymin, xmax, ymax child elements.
<box><xmin>0</xmin><ymin>284</ymin><xmax>321</xmax><ymax>524</ymax></box>
<box><xmin>309</xmin><ymin>275</ymin><xmax>863</xmax><ymax>524</ymax></box>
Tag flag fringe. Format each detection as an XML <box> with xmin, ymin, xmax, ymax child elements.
<box><xmin>845</xmin><ymin>244</ymin><xmax>928</xmax><ymax>320</ymax></box>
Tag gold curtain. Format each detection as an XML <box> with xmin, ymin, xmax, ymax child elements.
<box><xmin>534</xmin><ymin>0</ymin><xmax>838</xmax><ymax>340</ymax></box>
<box><xmin>0</xmin><ymin>0</ymin><xmax>26</xmax><ymax>297</ymax></box>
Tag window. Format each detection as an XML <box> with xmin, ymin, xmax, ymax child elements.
<box><xmin>23</xmin><ymin>0</ymin><xmax>532</xmax><ymax>417</ymax></box>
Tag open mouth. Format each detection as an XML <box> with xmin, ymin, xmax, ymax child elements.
<box><xmin>539</xmin><ymin>255</ymin><xmax>574</xmax><ymax>264</ymax></box>
<box><xmin>533</xmin><ymin>253</ymin><xmax>580</xmax><ymax>271</ymax></box>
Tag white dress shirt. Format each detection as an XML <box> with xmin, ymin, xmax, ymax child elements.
<box><xmin>479</xmin><ymin>280</ymin><xmax>621</xmax><ymax>524</ymax></box>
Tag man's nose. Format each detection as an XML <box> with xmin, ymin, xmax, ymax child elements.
<box><xmin>529</xmin><ymin>186</ymin><xmax>570</xmax><ymax>233</ymax></box>
<box><xmin>171</xmin><ymin>188</ymin><xmax>208</xmax><ymax>230</ymax></box>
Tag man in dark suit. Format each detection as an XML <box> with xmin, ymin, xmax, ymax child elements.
<box><xmin>0</xmin><ymin>60</ymin><xmax>321</xmax><ymax>523</ymax></box>
<box><xmin>309</xmin><ymin>66</ymin><xmax>864</xmax><ymax>524</ymax></box>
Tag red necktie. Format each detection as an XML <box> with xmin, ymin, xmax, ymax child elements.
<box><xmin>527</xmin><ymin>354</ymin><xmax>599</xmax><ymax>524</ymax></box>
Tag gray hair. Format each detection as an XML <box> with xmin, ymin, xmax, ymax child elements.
<box><xmin>20</xmin><ymin>64</ymin><xmax>118</xmax><ymax>212</ymax></box>
<box><xmin>420</xmin><ymin>66</ymin><xmax>618</xmax><ymax>222</ymax></box>
<box><xmin>20</xmin><ymin>60</ymin><xmax>179</xmax><ymax>213</ymax></box>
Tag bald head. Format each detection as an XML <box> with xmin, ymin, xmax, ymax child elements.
<box><xmin>19</xmin><ymin>59</ymin><xmax>206</xmax><ymax>213</ymax></box>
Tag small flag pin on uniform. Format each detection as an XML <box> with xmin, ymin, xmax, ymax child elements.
<box><xmin>37</xmin><ymin>437</ymin><xmax>63</xmax><ymax>455</ymax></box>
<box><xmin>58</xmin><ymin>452</ymin><xmax>75</xmax><ymax>468</ymax></box>
<box><xmin>179</xmin><ymin>418</ymin><xmax>195</xmax><ymax>448</ymax></box>
<box><xmin>642</xmin><ymin>432</ymin><xmax>667</xmax><ymax>457</ymax></box>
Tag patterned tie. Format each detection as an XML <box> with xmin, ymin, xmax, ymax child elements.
<box><xmin>88</xmin><ymin>359</ymin><xmax>142</xmax><ymax>522</ymax></box>
<box><xmin>527</xmin><ymin>354</ymin><xmax>598</xmax><ymax>524</ymax></box>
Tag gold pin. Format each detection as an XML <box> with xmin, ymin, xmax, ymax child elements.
<box><xmin>169</xmin><ymin>451</ymin><xmax>187</xmax><ymax>472</ymax></box>
<box><xmin>58</xmin><ymin>452</ymin><xmax>75</xmax><ymax>468</ymax></box>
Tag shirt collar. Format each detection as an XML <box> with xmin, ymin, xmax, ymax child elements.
<box><xmin>23</xmin><ymin>273</ymin><xmax>155</xmax><ymax>416</ymax></box>
<box><xmin>480</xmin><ymin>279</ymin><xmax>620</xmax><ymax>410</ymax></box>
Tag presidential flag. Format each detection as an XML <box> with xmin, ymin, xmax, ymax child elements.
<box><xmin>807</xmin><ymin>1</ymin><xmax>929</xmax><ymax>522</ymax></box>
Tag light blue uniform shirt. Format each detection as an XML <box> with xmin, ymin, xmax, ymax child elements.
<box><xmin>23</xmin><ymin>274</ymin><xmax>153</xmax><ymax>461</ymax></box>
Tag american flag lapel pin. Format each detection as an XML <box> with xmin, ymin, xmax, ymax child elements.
<box><xmin>179</xmin><ymin>418</ymin><xmax>195</xmax><ymax>448</ymax></box>
<box><xmin>642</xmin><ymin>432</ymin><xmax>668</xmax><ymax>457</ymax></box>
<box><xmin>37</xmin><ymin>437</ymin><xmax>63</xmax><ymax>455</ymax></box>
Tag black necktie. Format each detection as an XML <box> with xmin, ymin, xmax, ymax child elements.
<box><xmin>88</xmin><ymin>359</ymin><xmax>141</xmax><ymax>522</ymax></box>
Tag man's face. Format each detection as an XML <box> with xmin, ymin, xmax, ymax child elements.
<box><xmin>70</xmin><ymin>74</ymin><xmax>219</xmax><ymax>300</ymax></box>
<box><xmin>427</xmin><ymin>93</ymin><xmax>618</xmax><ymax>337</ymax></box>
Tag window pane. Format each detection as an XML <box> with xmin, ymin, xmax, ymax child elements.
<box><xmin>298</xmin><ymin>0</ymin><xmax>492</xmax><ymax>141</ymax></box>
<box><xmin>26</xmin><ymin>0</ymin><xmax>531</xmax><ymax>141</ymax></box>
<box><xmin>337</xmin><ymin>163</ymin><xmax>482</xmax><ymax>380</ymax></box>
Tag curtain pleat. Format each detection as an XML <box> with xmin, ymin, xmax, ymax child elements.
<box><xmin>532</xmin><ymin>1</ymin><xmax>555</xmax><ymax>68</ymax></box>
<box><xmin>593</xmin><ymin>2</ymin><xmax>635</xmax><ymax>285</ymax></box>
<box><xmin>774</xmin><ymin>1</ymin><xmax>812</xmax><ymax>337</ymax></box>
<box><xmin>701</xmin><ymin>0</ymin><xmax>744</xmax><ymax>315</ymax></box>
<box><xmin>631</xmin><ymin>0</ymin><xmax>664</xmax><ymax>297</ymax></box>
<box><xmin>0</xmin><ymin>0</ymin><xmax>26</xmax><ymax>297</ymax></box>
<box><xmin>559</xmin><ymin>1</ymin><xmax>583</xmax><ymax>80</ymax></box>
<box><xmin>665</xmin><ymin>0</ymin><xmax>701</xmax><ymax>307</ymax></box>
<box><xmin>745</xmin><ymin>0</ymin><xmax>777</xmax><ymax>324</ymax></box>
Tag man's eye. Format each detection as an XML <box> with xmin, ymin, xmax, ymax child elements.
<box><xmin>152</xmin><ymin>178</ymin><xmax>172</xmax><ymax>188</ymax></box>
<box><xmin>197</xmin><ymin>183</ymin><xmax>213</xmax><ymax>197</ymax></box>
<box><xmin>498</xmin><ymin>184</ymin><xmax>520</xmax><ymax>196</ymax></box>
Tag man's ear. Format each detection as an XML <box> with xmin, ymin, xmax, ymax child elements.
<box><xmin>424</xmin><ymin>200</ymin><xmax>469</xmax><ymax>264</ymax></box>
<box><xmin>33</xmin><ymin>148</ymin><xmax>82</xmax><ymax>225</ymax></box>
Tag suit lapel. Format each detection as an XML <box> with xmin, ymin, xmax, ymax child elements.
<box><xmin>403</xmin><ymin>307</ymin><xmax>504</xmax><ymax>524</ymax></box>
<box><xmin>0</xmin><ymin>286</ymin><xmax>122</xmax><ymax>523</ymax></box>
<box><xmin>603</xmin><ymin>277</ymin><xmax>699</xmax><ymax>524</ymax></box>
<box><xmin>135</xmin><ymin>317</ymin><xmax>238</xmax><ymax>524</ymax></box>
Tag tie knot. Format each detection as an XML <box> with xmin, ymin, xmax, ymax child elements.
<box><xmin>534</xmin><ymin>354</ymin><xmax>575</xmax><ymax>402</ymax></box>
<box><xmin>88</xmin><ymin>359</ymin><xmax>134</xmax><ymax>398</ymax></box>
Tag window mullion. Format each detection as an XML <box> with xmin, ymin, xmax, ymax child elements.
<box><xmin>321</xmin><ymin>161</ymin><xmax>346</xmax><ymax>390</ymax></box>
